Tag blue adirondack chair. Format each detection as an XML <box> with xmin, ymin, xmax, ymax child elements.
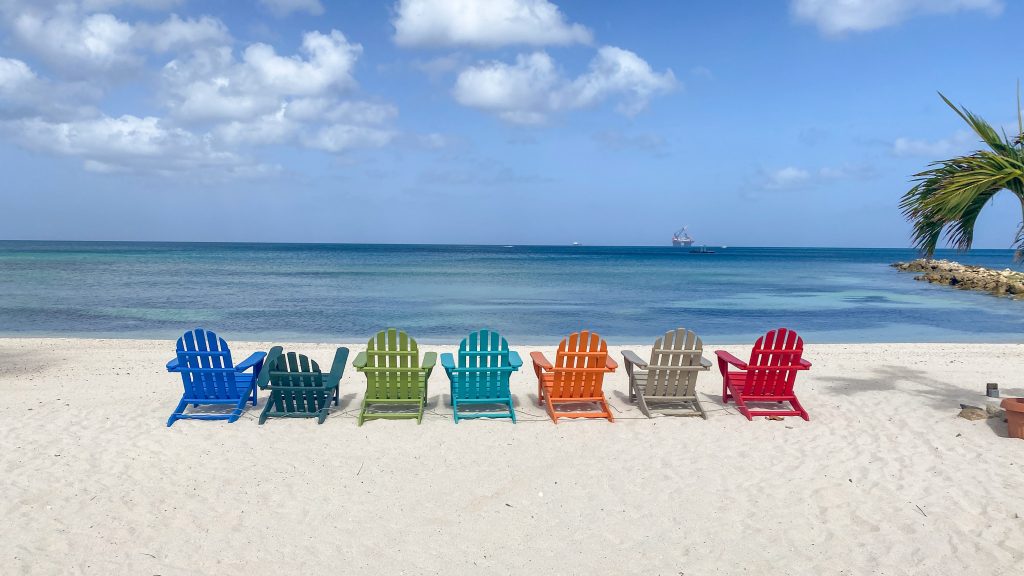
<box><xmin>441</xmin><ymin>329</ymin><xmax>522</xmax><ymax>423</ymax></box>
<box><xmin>165</xmin><ymin>328</ymin><xmax>266</xmax><ymax>427</ymax></box>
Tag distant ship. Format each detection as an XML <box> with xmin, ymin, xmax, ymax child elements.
<box><xmin>672</xmin><ymin>226</ymin><xmax>695</xmax><ymax>247</ymax></box>
<box><xmin>571</xmin><ymin>241</ymin><xmax>582</xmax><ymax>247</ymax></box>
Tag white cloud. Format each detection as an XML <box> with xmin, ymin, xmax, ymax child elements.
<box><xmin>302</xmin><ymin>125</ymin><xmax>396</xmax><ymax>152</ymax></box>
<box><xmin>137</xmin><ymin>14</ymin><xmax>230</xmax><ymax>53</ymax></box>
<box><xmin>0</xmin><ymin>56</ymin><xmax>36</xmax><ymax>94</ymax></box>
<box><xmin>8</xmin><ymin>114</ymin><xmax>276</xmax><ymax>177</ymax></box>
<box><xmin>892</xmin><ymin>130</ymin><xmax>975</xmax><ymax>157</ymax></box>
<box><xmin>162</xmin><ymin>30</ymin><xmax>362</xmax><ymax>122</ymax></box>
<box><xmin>792</xmin><ymin>0</ymin><xmax>1003</xmax><ymax>35</ymax></box>
<box><xmin>0</xmin><ymin>5</ymin><xmax>402</xmax><ymax>175</ymax></box>
<box><xmin>393</xmin><ymin>0</ymin><xmax>592</xmax><ymax>47</ymax></box>
<box><xmin>12</xmin><ymin>9</ymin><xmax>139</xmax><ymax>74</ymax></box>
<box><xmin>258</xmin><ymin>0</ymin><xmax>324</xmax><ymax>17</ymax></box>
<box><xmin>0</xmin><ymin>56</ymin><xmax>99</xmax><ymax>119</ymax></box>
<box><xmin>763</xmin><ymin>166</ymin><xmax>813</xmax><ymax>190</ymax></box>
<box><xmin>82</xmin><ymin>0</ymin><xmax>182</xmax><ymax>9</ymax></box>
<box><xmin>7</xmin><ymin>5</ymin><xmax>230</xmax><ymax>77</ymax></box>
<box><xmin>760</xmin><ymin>164</ymin><xmax>874</xmax><ymax>190</ymax></box>
<box><xmin>453</xmin><ymin>47</ymin><xmax>676</xmax><ymax>124</ymax></box>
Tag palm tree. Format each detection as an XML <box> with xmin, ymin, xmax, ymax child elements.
<box><xmin>900</xmin><ymin>89</ymin><xmax>1024</xmax><ymax>259</ymax></box>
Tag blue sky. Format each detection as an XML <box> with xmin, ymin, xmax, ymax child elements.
<box><xmin>0</xmin><ymin>0</ymin><xmax>1021</xmax><ymax>247</ymax></box>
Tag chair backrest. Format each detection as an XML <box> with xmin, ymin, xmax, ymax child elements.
<box><xmin>742</xmin><ymin>328</ymin><xmax>805</xmax><ymax>397</ymax></box>
<box><xmin>363</xmin><ymin>328</ymin><xmax>423</xmax><ymax>400</ymax></box>
<box><xmin>174</xmin><ymin>328</ymin><xmax>241</xmax><ymax>400</ymax></box>
<box><xmin>550</xmin><ymin>330</ymin><xmax>609</xmax><ymax>399</ymax></box>
<box><xmin>267</xmin><ymin>350</ymin><xmax>325</xmax><ymax>389</ymax></box>
<box><xmin>451</xmin><ymin>329</ymin><xmax>515</xmax><ymax>400</ymax></box>
<box><xmin>263</xmin><ymin>348</ymin><xmax>330</xmax><ymax>413</ymax></box>
<box><xmin>644</xmin><ymin>328</ymin><xmax>704</xmax><ymax>398</ymax></box>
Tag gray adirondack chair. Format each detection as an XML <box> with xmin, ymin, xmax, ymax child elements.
<box><xmin>621</xmin><ymin>328</ymin><xmax>711</xmax><ymax>418</ymax></box>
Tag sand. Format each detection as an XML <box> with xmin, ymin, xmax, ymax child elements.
<box><xmin>1</xmin><ymin>337</ymin><xmax>1023</xmax><ymax>575</ymax></box>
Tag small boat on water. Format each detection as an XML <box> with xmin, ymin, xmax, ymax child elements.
<box><xmin>571</xmin><ymin>241</ymin><xmax>582</xmax><ymax>247</ymax></box>
<box><xmin>689</xmin><ymin>245</ymin><xmax>716</xmax><ymax>254</ymax></box>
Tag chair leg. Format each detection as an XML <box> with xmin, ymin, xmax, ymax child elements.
<box><xmin>257</xmin><ymin>400</ymin><xmax>272</xmax><ymax>425</ymax></box>
<box><xmin>733</xmin><ymin>395</ymin><xmax>753</xmax><ymax>421</ymax></box>
<box><xmin>693</xmin><ymin>398</ymin><xmax>708</xmax><ymax>420</ymax></box>
<box><xmin>167</xmin><ymin>399</ymin><xmax>188</xmax><ymax>427</ymax></box>
<box><xmin>357</xmin><ymin>399</ymin><xmax>368</xmax><ymax>426</ymax></box>
<box><xmin>508</xmin><ymin>399</ymin><xmax>516</xmax><ymax>423</ymax></box>
<box><xmin>545</xmin><ymin>397</ymin><xmax>558</xmax><ymax>424</ymax></box>
<box><xmin>452</xmin><ymin>398</ymin><xmax>460</xmax><ymax>424</ymax></box>
<box><xmin>333</xmin><ymin>386</ymin><xmax>340</xmax><ymax>406</ymax></box>
<box><xmin>537</xmin><ymin>381</ymin><xmax>544</xmax><ymax>406</ymax></box>
<box><xmin>637</xmin><ymin>393</ymin><xmax>652</xmax><ymax>418</ymax></box>
<box><xmin>602</xmin><ymin>398</ymin><xmax>614</xmax><ymax>423</ymax></box>
<box><xmin>790</xmin><ymin>397</ymin><xmax>810</xmax><ymax>421</ymax></box>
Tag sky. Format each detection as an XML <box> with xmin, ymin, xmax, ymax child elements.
<box><xmin>0</xmin><ymin>0</ymin><xmax>1022</xmax><ymax>247</ymax></box>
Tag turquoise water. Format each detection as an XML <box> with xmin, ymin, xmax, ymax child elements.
<box><xmin>1</xmin><ymin>241</ymin><xmax>1023</xmax><ymax>343</ymax></box>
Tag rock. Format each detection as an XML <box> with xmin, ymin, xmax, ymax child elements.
<box><xmin>985</xmin><ymin>405</ymin><xmax>1007</xmax><ymax>419</ymax></box>
<box><xmin>894</xmin><ymin>259</ymin><xmax>1024</xmax><ymax>299</ymax></box>
<box><xmin>958</xmin><ymin>407</ymin><xmax>988</xmax><ymax>421</ymax></box>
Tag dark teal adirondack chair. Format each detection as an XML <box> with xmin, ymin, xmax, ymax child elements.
<box><xmin>255</xmin><ymin>346</ymin><xmax>349</xmax><ymax>424</ymax></box>
<box><xmin>165</xmin><ymin>328</ymin><xmax>265</xmax><ymax>427</ymax></box>
<box><xmin>441</xmin><ymin>329</ymin><xmax>522</xmax><ymax>423</ymax></box>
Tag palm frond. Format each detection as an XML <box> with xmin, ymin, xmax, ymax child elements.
<box><xmin>902</xmin><ymin>91</ymin><xmax>1024</xmax><ymax>260</ymax></box>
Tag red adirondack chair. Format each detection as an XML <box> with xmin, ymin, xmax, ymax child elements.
<box><xmin>531</xmin><ymin>330</ymin><xmax>618</xmax><ymax>423</ymax></box>
<box><xmin>715</xmin><ymin>328</ymin><xmax>811</xmax><ymax>421</ymax></box>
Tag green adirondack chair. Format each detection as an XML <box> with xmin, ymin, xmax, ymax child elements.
<box><xmin>353</xmin><ymin>328</ymin><xmax>436</xmax><ymax>425</ymax></box>
<box><xmin>255</xmin><ymin>346</ymin><xmax>349</xmax><ymax>424</ymax></box>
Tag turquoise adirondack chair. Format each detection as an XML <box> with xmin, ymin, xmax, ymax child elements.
<box><xmin>441</xmin><ymin>329</ymin><xmax>522</xmax><ymax>423</ymax></box>
<box><xmin>255</xmin><ymin>346</ymin><xmax>350</xmax><ymax>424</ymax></box>
<box><xmin>165</xmin><ymin>328</ymin><xmax>265</xmax><ymax>427</ymax></box>
<box><xmin>353</xmin><ymin>328</ymin><xmax>436</xmax><ymax>425</ymax></box>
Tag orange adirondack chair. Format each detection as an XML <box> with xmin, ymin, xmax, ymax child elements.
<box><xmin>715</xmin><ymin>328</ymin><xmax>811</xmax><ymax>421</ymax></box>
<box><xmin>530</xmin><ymin>331</ymin><xmax>618</xmax><ymax>423</ymax></box>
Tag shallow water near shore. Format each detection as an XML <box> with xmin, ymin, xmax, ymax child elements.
<box><xmin>1</xmin><ymin>241</ymin><xmax>1023</xmax><ymax>343</ymax></box>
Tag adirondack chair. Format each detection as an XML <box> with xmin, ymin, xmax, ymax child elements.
<box><xmin>165</xmin><ymin>328</ymin><xmax>266</xmax><ymax>427</ymax></box>
<box><xmin>715</xmin><ymin>328</ymin><xmax>811</xmax><ymax>421</ymax></box>
<box><xmin>621</xmin><ymin>328</ymin><xmax>712</xmax><ymax>419</ymax></box>
<box><xmin>441</xmin><ymin>329</ymin><xmax>522</xmax><ymax>423</ymax></box>
<box><xmin>530</xmin><ymin>330</ymin><xmax>618</xmax><ymax>423</ymax></box>
<box><xmin>255</xmin><ymin>346</ymin><xmax>350</xmax><ymax>424</ymax></box>
<box><xmin>353</xmin><ymin>328</ymin><xmax>436</xmax><ymax>425</ymax></box>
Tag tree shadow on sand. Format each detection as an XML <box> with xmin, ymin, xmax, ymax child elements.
<box><xmin>821</xmin><ymin>364</ymin><xmax>1022</xmax><ymax>436</ymax></box>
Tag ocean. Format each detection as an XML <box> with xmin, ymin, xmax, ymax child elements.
<box><xmin>1</xmin><ymin>241</ymin><xmax>1023</xmax><ymax>343</ymax></box>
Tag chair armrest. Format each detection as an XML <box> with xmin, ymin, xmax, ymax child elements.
<box><xmin>714</xmin><ymin>350</ymin><xmax>748</xmax><ymax>370</ymax></box>
<box><xmin>604</xmin><ymin>355</ymin><xmax>618</xmax><ymax>371</ymax></box>
<box><xmin>235</xmin><ymin>351</ymin><xmax>267</xmax><ymax>373</ymax></box>
<box><xmin>508</xmin><ymin>351</ymin><xmax>523</xmax><ymax>369</ymax></box>
<box><xmin>799</xmin><ymin>358</ymin><xmax>812</xmax><ymax>369</ymax></box>
<box><xmin>422</xmin><ymin>352</ymin><xmax>437</xmax><ymax>370</ymax></box>
<box><xmin>166</xmin><ymin>358</ymin><xmax>180</xmax><ymax>372</ymax></box>
<box><xmin>530</xmin><ymin>351</ymin><xmax>552</xmax><ymax>371</ymax></box>
<box><xmin>352</xmin><ymin>351</ymin><xmax>367</xmax><ymax>370</ymax></box>
<box><xmin>699</xmin><ymin>356</ymin><xmax>713</xmax><ymax>369</ymax></box>
<box><xmin>440</xmin><ymin>353</ymin><xmax>456</xmax><ymax>370</ymax></box>
<box><xmin>326</xmin><ymin>347</ymin><xmax>350</xmax><ymax>388</ymax></box>
<box><xmin>256</xmin><ymin>346</ymin><xmax>283</xmax><ymax>390</ymax></box>
<box><xmin>621</xmin><ymin>350</ymin><xmax>648</xmax><ymax>370</ymax></box>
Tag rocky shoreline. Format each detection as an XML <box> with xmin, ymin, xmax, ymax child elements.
<box><xmin>891</xmin><ymin>259</ymin><xmax>1024</xmax><ymax>299</ymax></box>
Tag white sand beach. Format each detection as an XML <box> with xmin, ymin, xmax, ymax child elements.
<box><xmin>1</xmin><ymin>338</ymin><xmax>1023</xmax><ymax>575</ymax></box>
